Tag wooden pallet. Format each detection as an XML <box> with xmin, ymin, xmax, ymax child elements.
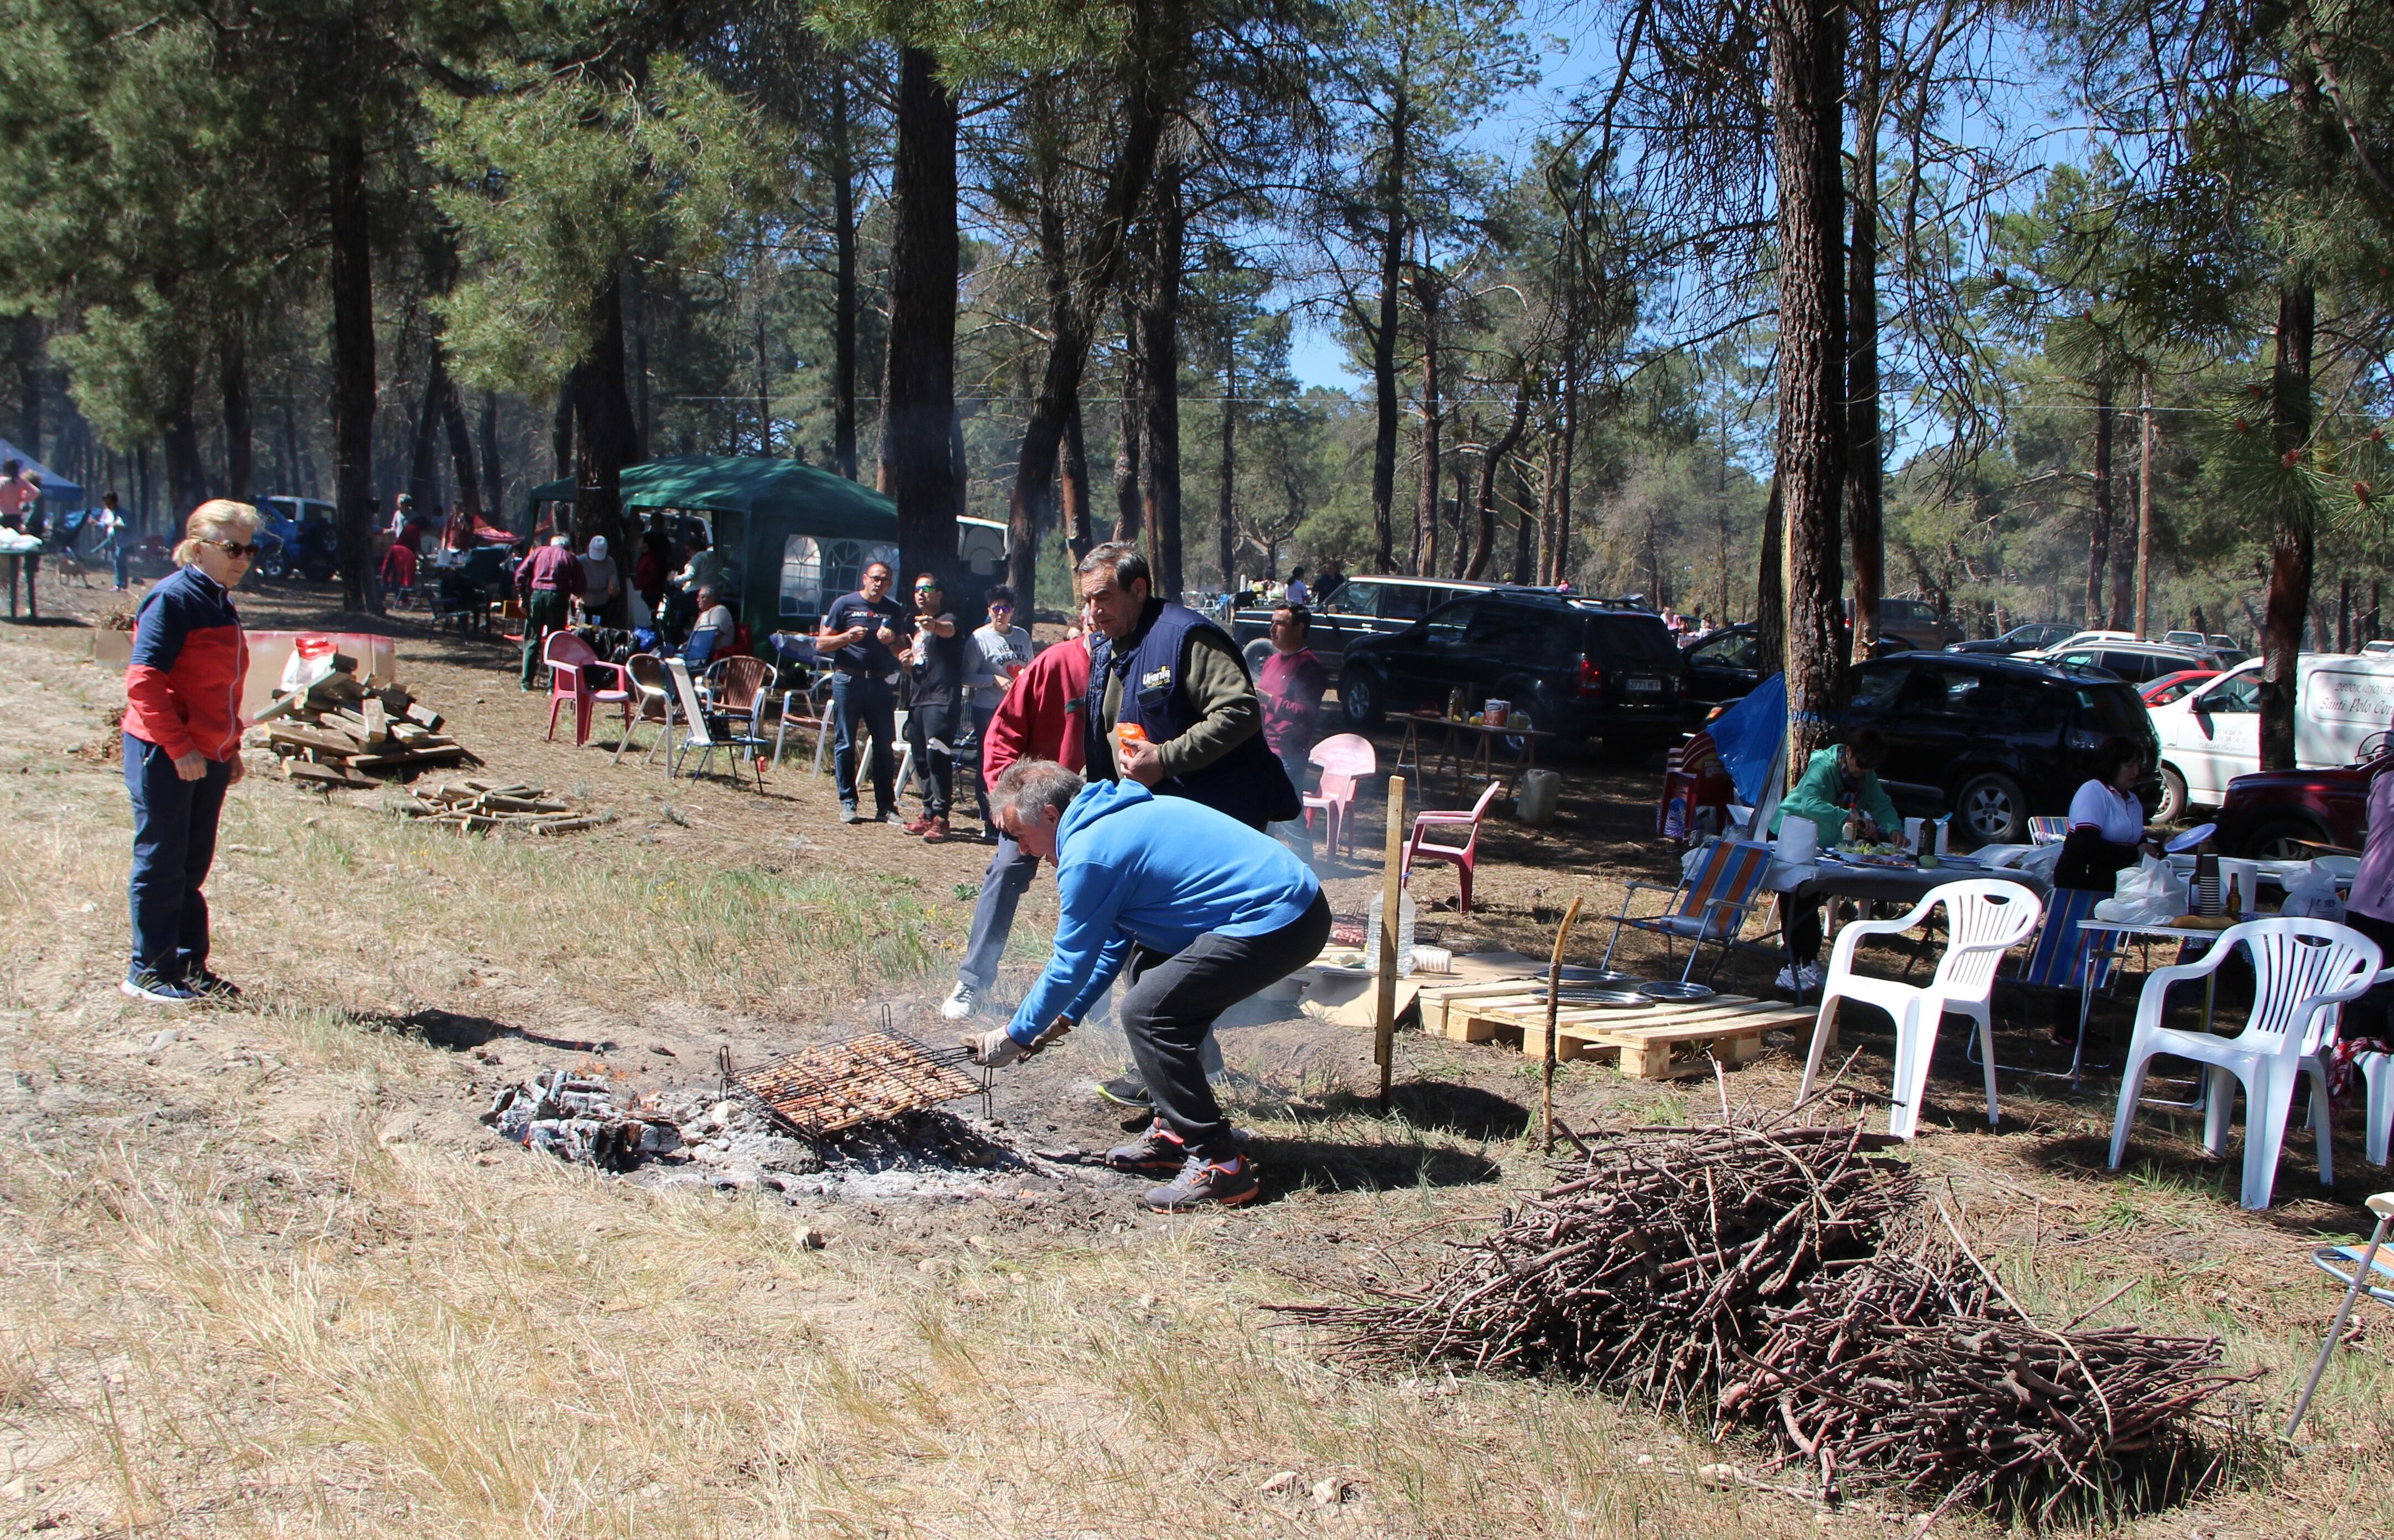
<box><xmin>1418</xmin><ymin>980</ymin><xmax>1813</xmax><ymax>1080</ymax></box>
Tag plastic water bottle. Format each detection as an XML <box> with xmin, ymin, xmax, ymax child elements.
<box><xmin>1366</xmin><ymin>889</ymin><xmax>1418</xmax><ymax>977</ymax></box>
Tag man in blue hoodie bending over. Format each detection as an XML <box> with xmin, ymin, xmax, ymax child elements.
<box><xmin>964</xmin><ymin>757</ymin><xmax>1330</xmax><ymax>1211</ymax></box>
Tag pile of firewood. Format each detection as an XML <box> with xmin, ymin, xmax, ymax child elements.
<box><xmin>252</xmin><ymin>660</ymin><xmax>480</xmax><ymax>789</ymax></box>
<box><xmin>1272</xmin><ymin>1119</ymin><xmax>2244</xmax><ymax>1514</ymax></box>
<box><xmin>400</xmin><ymin>780</ymin><xmax>603</xmax><ymax>835</ymax></box>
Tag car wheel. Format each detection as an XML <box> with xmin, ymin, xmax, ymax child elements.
<box><xmin>1241</xmin><ymin>637</ymin><xmax>1274</xmax><ymax>676</ymax></box>
<box><xmin>1953</xmin><ymin>772</ymin><xmax>2027</xmax><ymax>845</ymax></box>
<box><xmin>2154</xmin><ymin>763</ymin><xmax>2190</xmax><ymax>825</ymax></box>
<box><xmin>2242</xmin><ymin>816</ymin><xmax>2329</xmax><ymax>860</ymax></box>
<box><xmin>1340</xmin><ymin>668</ymin><xmax>1385</xmax><ymax>729</ymax></box>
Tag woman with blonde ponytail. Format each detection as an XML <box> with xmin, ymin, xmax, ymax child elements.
<box><xmin>120</xmin><ymin>499</ymin><xmax>258</xmax><ymax>1003</ymax></box>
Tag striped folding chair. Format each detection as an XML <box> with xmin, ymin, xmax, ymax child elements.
<box><xmin>2028</xmin><ymin>816</ymin><xmax>2071</xmax><ymax>846</ymax></box>
<box><xmin>1600</xmin><ymin>839</ymin><xmax>1778</xmax><ymax>988</ymax></box>
<box><xmin>1968</xmin><ymin>885</ymin><xmax>2120</xmax><ymax>1084</ymax></box>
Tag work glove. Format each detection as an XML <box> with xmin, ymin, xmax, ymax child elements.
<box><xmin>965</xmin><ymin>1017</ymin><xmax>1071</xmax><ymax>1067</ymax></box>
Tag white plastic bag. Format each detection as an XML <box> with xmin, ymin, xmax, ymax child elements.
<box><xmin>2281</xmin><ymin>860</ymin><xmax>2348</xmax><ymax>923</ymax></box>
<box><xmin>2094</xmin><ymin>855</ymin><xmax>2189</xmax><ymax>923</ymax></box>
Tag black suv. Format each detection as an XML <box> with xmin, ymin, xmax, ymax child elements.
<box><xmin>1838</xmin><ymin>653</ymin><xmax>2161</xmax><ymax>844</ymax></box>
<box><xmin>1339</xmin><ymin>591</ymin><xmax>1687</xmax><ymax>756</ymax></box>
<box><xmin>1227</xmin><ymin>574</ymin><xmax>1513</xmax><ymax>675</ymax></box>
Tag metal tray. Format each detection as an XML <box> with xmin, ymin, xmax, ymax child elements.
<box><xmin>1637</xmin><ymin>980</ymin><xmax>1716</xmax><ymax>1002</ymax></box>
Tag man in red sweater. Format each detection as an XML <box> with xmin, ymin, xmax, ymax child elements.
<box><xmin>943</xmin><ymin>632</ymin><xmax>1092</xmax><ymax>1021</ymax></box>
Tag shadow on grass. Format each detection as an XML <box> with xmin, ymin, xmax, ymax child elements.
<box><xmin>1290</xmin><ymin>1079</ymin><xmax>1532</xmax><ymax>1142</ymax></box>
<box><xmin>1247</xmin><ymin>1134</ymin><xmax>1504</xmax><ymax>1197</ymax></box>
<box><xmin>349</xmin><ymin>1006</ymin><xmax>613</xmax><ymax>1055</ymax></box>
<box><xmin>2018</xmin><ymin>1128</ymin><xmax>2393</xmax><ymax>1237</ymax></box>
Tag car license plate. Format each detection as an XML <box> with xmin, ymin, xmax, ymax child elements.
<box><xmin>1625</xmin><ymin>676</ymin><xmax>1662</xmax><ymax>693</ymax></box>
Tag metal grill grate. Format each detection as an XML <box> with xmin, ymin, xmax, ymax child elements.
<box><xmin>730</xmin><ymin>1030</ymin><xmax>986</xmax><ymax>1139</ymax></box>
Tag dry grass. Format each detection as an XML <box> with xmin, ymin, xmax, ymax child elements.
<box><xmin>0</xmin><ymin>580</ymin><xmax>2391</xmax><ymax>1537</ymax></box>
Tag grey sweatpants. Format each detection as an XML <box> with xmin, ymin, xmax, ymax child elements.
<box><xmin>1118</xmin><ymin>890</ymin><xmax>1332</xmax><ymax>1154</ymax></box>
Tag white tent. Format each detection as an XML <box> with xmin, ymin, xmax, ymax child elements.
<box><xmin>0</xmin><ymin>439</ymin><xmax>84</xmax><ymax>503</ymax></box>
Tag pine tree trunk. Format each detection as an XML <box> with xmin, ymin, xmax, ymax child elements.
<box><xmin>882</xmin><ymin>46</ymin><xmax>962</xmax><ymax>593</ymax></box>
<box><xmin>1217</xmin><ymin>342</ymin><xmax>1237</xmax><ymax>586</ymax></box>
<box><xmin>409</xmin><ymin>346</ymin><xmax>446</xmax><ymax>515</ymax></box>
<box><xmin>1414</xmin><ymin>269</ymin><xmax>1440</xmax><ymax>576</ymax></box>
<box><xmin>162</xmin><ymin>362</ymin><xmax>206</xmax><ymax>517</ymax></box>
<box><xmin>572</xmin><ymin>270</ymin><xmax>639</xmax><ymax>562</ymax></box>
<box><xmin>441</xmin><ymin>374</ymin><xmax>483</xmax><ymax>518</ymax></box>
<box><xmin>480</xmin><ymin>389</ymin><xmax>506</xmax><ymax>518</ymax></box>
<box><xmin>2261</xmin><ymin>284</ymin><xmax>2315</xmax><ymax>771</ymax></box>
<box><xmin>1467</xmin><ymin>377</ymin><xmax>1529</xmax><ymax>580</ymax></box>
<box><xmin>1844</xmin><ymin>0</ymin><xmax>1882</xmax><ymax>664</ymax></box>
<box><xmin>2087</xmin><ymin>382</ymin><xmax>2113</xmax><ymax>627</ymax></box>
<box><xmin>831</xmin><ymin>70</ymin><xmax>859</xmax><ymax>480</ymax></box>
<box><xmin>1755</xmin><ymin>473</ymin><xmax>1784</xmax><ymax>679</ymax></box>
<box><xmin>551</xmin><ymin>370</ymin><xmax>576</xmax><ymax>481</ymax></box>
<box><xmin>13</xmin><ymin>316</ymin><xmax>40</xmax><ymax>459</ymax></box>
<box><xmin>2134</xmin><ymin>367</ymin><xmax>2155</xmax><ymax>637</ymax></box>
<box><xmin>1061</xmin><ymin>393</ymin><xmax>1094</xmax><ymax>560</ymax></box>
<box><xmin>1768</xmin><ymin>0</ymin><xmax>1847</xmax><ymax>764</ymax></box>
<box><xmin>1138</xmin><ymin>161</ymin><xmax>1185</xmax><ymax>598</ymax></box>
<box><xmin>1510</xmin><ymin>456</ymin><xmax>1536</xmax><ymax>584</ymax></box>
<box><xmin>1548</xmin><ymin>345</ymin><xmax>1578</xmax><ymax>584</ymax></box>
<box><xmin>220</xmin><ymin>324</ymin><xmax>252</xmax><ymax>502</ymax></box>
<box><xmin>1369</xmin><ymin>100</ymin><xmax>1408</xmax><ymax>572</ymax></box>
<box><xmin>327</xmin><ymin>128</ymin><xmax>376</xmax><ymax>611</ymax></box>
<box><xmin>1113</xmin><ymin>307</ymin><xmax>1143</xmax><ymax>544</ymax></box>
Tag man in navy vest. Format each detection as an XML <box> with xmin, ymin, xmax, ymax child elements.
<box><xmin>1076</xmin><ymin>541</ymin><xmax>1298</xmax><ymax>831</ymax></box>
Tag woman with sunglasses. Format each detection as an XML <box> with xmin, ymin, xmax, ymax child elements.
<box><xmin>120</xmin><ymin>500</ymin><xmax>259</xmax><ymax>1003</ymax></box>
<box><xmin>963</xmin><ymin>585</ymin><xmax>1034</xmax><ymax>831</ymax></box>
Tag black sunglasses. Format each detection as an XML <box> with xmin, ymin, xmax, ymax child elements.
<box><xmin>206</xmin><ymin>540</ymin><xmax>263</xmax><ymax>558</ymax></box>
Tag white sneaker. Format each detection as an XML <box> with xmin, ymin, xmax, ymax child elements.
<box><xmin>1798</xmin><ymin>963</ymin><xmax>1823</xmax><ymax>991</ymax></box>
<box><xmin>941</xmin><ymin>982</ymin><xmax>979</xmax><ymax>1021</ymax></box>
<box><xmin>1774</xmin><ymin>966</ymin><xmax>1798</xmax><ymax>991</ymax></box>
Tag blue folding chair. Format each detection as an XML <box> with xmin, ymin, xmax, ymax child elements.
<box><xmin>1969</xmin><ymin>885</ymin><xmax>2120</xmax><ymax>1084</ymax></box>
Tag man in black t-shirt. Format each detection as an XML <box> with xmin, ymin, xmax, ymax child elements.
<box><xmin>902</xmin><ymin>573</ymin><xmax>966</xmax><ymax>842</ymax></box>
<box><xmin>817</xmin><ymin>561</ymin><xmax>912</xmax><ymax>823</ymax></box>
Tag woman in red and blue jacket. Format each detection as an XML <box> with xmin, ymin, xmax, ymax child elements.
<box><xmin>121</xmin><ymin>500</ymin><xmax>257</xmax><ymax>1002</ymax></box>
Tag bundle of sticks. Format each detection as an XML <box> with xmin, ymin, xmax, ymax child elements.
<box><xmin>1272</xmin><ymin>1118</ymin><xmax>2241</xmax><ymax>1512</ymax></box>
<box><xmin>252</xmin><ymin>662</ymin><xmax>480</xmax><ymax>789</ymax></box>
<box><xmin>1729</xmin><ymin>1241</ymin><xmax>2239</xmax><ymax>1513</ymax></box>
<box><xmin>399</xmin><ymin>780</ymin><xmax>601</xmax><ymax>835</ymax></box>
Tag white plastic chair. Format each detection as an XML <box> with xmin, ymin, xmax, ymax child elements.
<box><xmin>663</xmin><ymin>656</ymin><xmax>722</xmax><ymax>781</ymax></box>
<box><xmin>2351</xmin><ymin>968</ymin><xmax>2394</xmax><ymax>1168</ymax></box>
<box><xmin>1794</xmin><ymin>879</ymin><xmax>2044</xmax><ymax>1140</ymax></box>
<box><xmin>2107</xmin><ymin>919</ymin><xmax>2383</xmax><ymax>1210</ymax></box>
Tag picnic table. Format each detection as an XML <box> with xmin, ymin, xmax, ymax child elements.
<box><xmin>1391</xmin><ymin>710</ymin><xmax>1552</xmax><ymax>793</ymax></box>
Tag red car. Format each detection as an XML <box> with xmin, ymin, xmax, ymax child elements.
<box><xmin>2213</xmin><ymin>746</ymin><xmax>2392</xmax><ymax>857</ymax></box>
<box><xmin>2141</xmin><ymin>668</ymin><xmax>2219</xmax><ymax>706</ymax></box>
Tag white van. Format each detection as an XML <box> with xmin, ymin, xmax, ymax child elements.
<box><xmin>2150</xmin><ymin>653</ymin><xmax>2394</xmax><ymax>819</ymax></box>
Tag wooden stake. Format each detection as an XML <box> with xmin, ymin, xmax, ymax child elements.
<box><xmin>1542</xmin><ymin>895</ymin><xmax>1585</xmax><ymax>1154</ymax></box>
<box><xmin>1375</xmin><ymin>774</ymin><xmax>1408</xmax><ymax>1109</ymax></box>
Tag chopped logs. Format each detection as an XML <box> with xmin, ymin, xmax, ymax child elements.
<box><xmin>1272</xmin><ymin>1120</ymin><xmax>2242</xmax><ymax>1514</ymax></box>
<box><xmin>400</xmin><ymin>781</ymin><xmax>602</xmax><ymax>835</ymax></box>
<box><xmin>250</xmin><ymin>663</ymin><xmax>481</xmax><ymax>789</ymax></box>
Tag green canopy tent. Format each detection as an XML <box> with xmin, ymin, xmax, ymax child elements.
<box><xmin>525</xmin><ymin>454</ymin><xmax>1006</xmax><ymax>641</ymax></box>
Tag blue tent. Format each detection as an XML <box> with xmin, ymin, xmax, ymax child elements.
<box><xmin>1705</xmin><ymin>672</ymin><xmax>1787</xmax><ymax>808</ymax></box>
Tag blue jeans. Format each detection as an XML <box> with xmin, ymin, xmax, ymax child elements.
<box><xmin>111</xmin><ymin>543</ymin><xmax>129</xmax><ymax>589</ymax></box>
<box><xmin>959</xmin><ymin>835</ymin><xmax>1041</xmax><ymax>992</ymax></box>
<box><xmin>125</xmin><ymin>734</ymin><xmax>231</xmax><ymax>982</ymax></box>
<box><xmin>831</xmin><ymin>672</ymin><xmax>897</xmax><ymax>811</ymax></box>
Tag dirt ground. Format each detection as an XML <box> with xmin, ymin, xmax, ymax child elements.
<box><xmin>1</xmin><ymin>563</ymin><xmax>2390</xmax><ymax>1537</ymax></box>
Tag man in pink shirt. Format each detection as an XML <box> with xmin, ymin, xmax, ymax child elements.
<box><xmin>1258</xmin><ymin>603</ymin><xmax>1329</xmax><ymax>862</ymax></box>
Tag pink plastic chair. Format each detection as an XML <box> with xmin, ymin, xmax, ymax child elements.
<box><xmin>1303</xmin><ymin>733</ymin><xmax>1377</xmax><ymax>859</ymax></box>
<box><xmin>1402</xmin><ymin>778</ymin><xmax>1505</xmax><ymax>913</ymax></box>
<box><xmin>544</xmin><ymin>632</ymin><xmax>633</xmax><ymax>748</ymax></box>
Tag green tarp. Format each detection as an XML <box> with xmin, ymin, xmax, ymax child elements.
<box><xmin>527</xmin><ymin>454</ymin><xmax>1007</xmax><ymax>640</ymax></box>
<box><xmin>523</xmin><ymin>453</ymin><xmax>898</xmax><ymax>538</ymax></box>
